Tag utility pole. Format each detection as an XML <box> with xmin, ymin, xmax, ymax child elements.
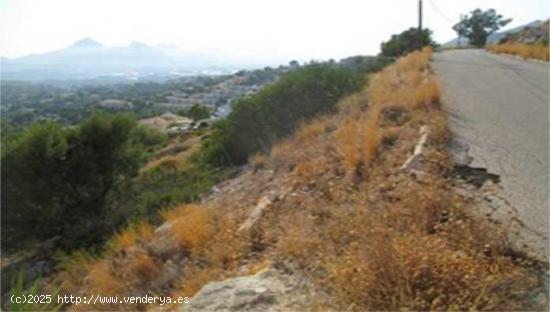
<box><xmin>418</xmin><ymin>0</ymin><xmax>423</xmax><ymax>50</ymax></box>
<box><xmin>458</xmin><ymin>14</ymin><xmax>463</xmax><ymax>46</ymax></box>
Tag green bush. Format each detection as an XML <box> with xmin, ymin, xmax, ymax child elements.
<box><xmin>1</xmin><ymin>113</ymin><xmax>149</xmax><ymax>250</ymax></box>
<box><xmin>111</xmin><ymin>161</ymin><xmax>227</xmax><ymax>223</ymax></box>
<box><xmin>381</xmin><ymin>28</ymin><xmax>437</xmax><ymax>57</ymax></box>
<box><xmin>129</xmin><ymin>124</ymin><xmax>168</xmax><ymax>150</ymax></box>
<box><xmin>180</xmin><ymin>104</ymin><xmax>211</xmax><ymax>121</ymax></box>
<box><xmin>200</xmin><ymin>63</ymin><xmax>363</xmax><ymax>166</ymax></box>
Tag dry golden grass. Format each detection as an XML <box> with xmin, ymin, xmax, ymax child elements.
<box><xmin>271</xmin><ymin>47</ymin><xmax>542</xmax><ymax>310</ymax></box>
<box><xmin>292</xmin><ymin>158</ymin><xmax>331</xmax><ymax>186</ymax></box>
<box><xmin>160</xmin><ymin>204</ymin><xmax>213</xmax><ymax>251</ymax></box>
<box><xmin>248</xmin><ymin>152</ymin><xmax>266</xmax><ymax>171</ymax></box>
<box><xmin>53</xmin><ymin>47</ymin><xmax>544</xmax><ymax>311</ymax></box>
<box><xmin>110</xmin><ymin>221</ymin><xmax>154</xmax><ymax>251</ymax></box>
<box><xmin>172</xmin><ymin>211</ymin><xmax>247</xmax><ymax>300</ymax></box>
<box><xmin>337</xmin><ymin>91</ymin><xmax>368</xmax><ymax>113</ymax></box>
<box><xmin>295</xmin><ymin>117</ymin><xmax>330</xmax><ymax>143</ymax></box>
<box><xmin>368</xmin><ymin>49</ymin><xmax>439</xmax><ymax>111</ymax></box>
<box><xmin>488</xmin><ymin>43</ymin><xmax>550</xmax><ymax>62</ymax></box>
<box><xmin>362</xmin><ymin>111</ymin><xmax>379</xmax><ymax>166</ymax></box>
<box><xmin>86</xmin><ymin>261</ymin><xmax>124</xmax><ymax>295</ymax></box>
<box><xmin>337</xmin><ymin>116</ymin><xmax>364</xmax><ymax>173</ymax></box>
<box><xmin>336</xmin><ymin>48</ymin><xmax>437</xmax><ymax>178</ymax></box>
<box><xmin>128</xmin><ymin>252</ymin><xmax>161</xmax><ymax>284</ymax></box>
<box><xmin>111</xmin><ymin>229</ymin><xmax>137</xmax><ymax>251</ymax></box>
<box><xmin>336</xmin><ymin>111</ymin><xmax>379</xmax><ymax>177</ymax></box>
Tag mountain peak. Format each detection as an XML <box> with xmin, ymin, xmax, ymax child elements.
<box><xmin>72</xmin><ymin>37</ymin><xmax>103</xmax><ymax>48</ymax></box>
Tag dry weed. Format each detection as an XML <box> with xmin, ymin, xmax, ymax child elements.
<box><xmin>249</xmin><ymin>152</ymin><xmax>267</xmax><ymax>171</ymax></box>
<box><xmin>86</xmin><ymin>261</ymin><xmax>124</xmax><ymax>295</ymax></box>
<box><xmin>160</xmin><ymin>204</ymin><xmax>213</xmax><ymax>251</ymax></box>
<box><xmin>295</xmin><ymin>117</ymin><xmax>330</xmax><ymax>143</ymax></box>
<box><xmin>128</xmin><ymin>252</ymin><xmax>161</xmax><ymax>284</ymax></box>
<box><xmin>110</xmin><ymin>220</ymin><xmax>154</xmax><ymax>251</ymax></box>
<box><xmin>336</xmin><ymin>110</ymin><xmax>379</xmax><ymax>177</ymax></box>
<box><xmin>488</xmin><ymin>43</ymin><xmax>549</xmax><ymax>62</ymax></box>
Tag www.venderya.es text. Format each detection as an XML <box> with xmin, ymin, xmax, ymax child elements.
<box><xmin>11</xmin><ymin>294</ymin><xmax>190</xmax><ymax>306</ymax></box>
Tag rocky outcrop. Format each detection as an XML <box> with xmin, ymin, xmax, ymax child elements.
<box><xmin>183</xmin><ymin>267</ymin><xmax>328</xmax><ymax>312</ymax></box>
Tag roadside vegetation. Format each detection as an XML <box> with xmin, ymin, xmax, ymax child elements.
<box><xmin>488</xmin><ymin>43</ymin><xmax>549</xmax><ymax>62</ymax></box>
<box><xmin>453</xmin><ymin>8</ymin><xmax>512</xmax><ymax>47</ymax></box>
<box><xmin>1</xmin><ymin>55</ymin><xmax>393</xmax><ymax>310</ymax></box>
<box><xmin>41</xmin><ymin>48</ymin><xmax>545</xmax><ymax>311</ymax></box>
<box><xmin>200</xmin><ymin>63</ymin><xmax>365</xmax><ymax>166</ymax></box>
<box><xmin>380</xmin><ymin>27</ymin><xmax>438</xmax><ymax>57</ymax></box>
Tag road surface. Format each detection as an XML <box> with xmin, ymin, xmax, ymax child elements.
<box><xmin>433</xmin><ymin>49</ymin><xmax>549</xmax><ymax>261</ymax></box>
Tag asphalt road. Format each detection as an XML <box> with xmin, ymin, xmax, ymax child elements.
<box><xmin>433</xmin><ymin>49</ymin><xmax>549</xmax><ymax>261</ymax></box>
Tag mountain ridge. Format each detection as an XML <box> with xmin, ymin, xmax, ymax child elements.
<box><xmin>1</xmin><ymin>38</ymin><xmax>282</xmax><ymax>81</ymax></box>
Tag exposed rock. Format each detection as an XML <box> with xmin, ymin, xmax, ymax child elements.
<box><xmin>150</xmin><ymin>260</ymin><xmax>181</xmax><ymax>290</ymax></box>
<box><xmin>236</xmin><ymin>186</ymin><xmax>292</xmax><ymax>234</ymax></box>
<box><xmin>237</xmin><ymin>196</ymin><xmax>273</xmax><ymax>233</ymax></box>
<box><xmin>400</xmin><ymin>125</ymin><xmax>429</xmax><ymax>171</ymax></box>
<box><xmin>183</xmin><ymin>267</ymin><xmax>327</xmax><ymax>312</ymax></box>
<box><xmin>146</xmin><ymin>221</ymin><xmax>182</xmax><ymax>260</ymax></box>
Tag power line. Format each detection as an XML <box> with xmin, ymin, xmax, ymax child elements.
<box><xmin>427</xmin><ymin>0</ymin><xmax>456</xmax><ymax>23</ymax></box>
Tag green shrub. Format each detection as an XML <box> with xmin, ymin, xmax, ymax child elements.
<box><xmin>130</xmin><ymin>124</ymin><xmax>168</xmax><ymax>148</ymax></box>
<box><xmin>181</xmin><ymin>104</ymin><xmax>211</xmax><ymax>121</ymax></box>
<box><xmin>1</xmin><ymin>113</ymin><xmax>148</xmax><ymax>250</ymax></box>
<box><xmin>381</xmin><ymin>28</ymin><xmax>437</xmax><ymax>57</ymax></box>
<box><xmin>200</xmin><ymin>63</ymin><xmax>363</xmax><ymax>166</ymax></box>
<box><xmin>110</xmin><ymin>161</ymin><xmax>227</xmax><ymax>223</ymax></box>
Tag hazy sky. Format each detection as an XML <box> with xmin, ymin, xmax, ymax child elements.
<box><xmin>1</xmin><ymin>0</ymin><xmax>548</xmax><ymax>62</ymax></box>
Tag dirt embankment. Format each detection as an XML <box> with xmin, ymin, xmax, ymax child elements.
<box><xmin>50</xmin><ymin>48</ymin><xmax>547</xmax><ymax>311</ymax></box>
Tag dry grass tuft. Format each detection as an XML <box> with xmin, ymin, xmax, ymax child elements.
<box><xmin>174</xmin><ymin>211</ymin><xmax>246</xmax><ymax>298</ymax></box>
<box><xmin>296</xmin><ymin>117</ymin><xmax>330</xmax><ymax>143</ymax></box>
<box><xmin>128</xmin><ymin>252</ymin><xmax>161</xmax><ymax>284</ymax></box>
<box><xmin>292</xmin><ymin>158</ymin><xmax>330</xmax><ymax>185</ymax></box>
<box><xmin>249</xmin><ymin>152</ymin><xmax>267</xmax><ymax>171</ymax></box>
<box><xmin>362</xmin><ymin>111</ymin><xmax>379</xmax><ymax>166</ymax></box>
<box><xmin>488</xmin><ymin>43</ymin><xmax>549</xmax><ymax>62</ymax></box>
<box><xmin>110</xmin><ymin>221</ymin><xmax>154</xmax><ymax>251</ymax></box>
<box><xmin>86</xmin><ymin>261</ymin><xmax>124</xmax><ymax>295</ymax></box>
<box><xmin>336</xmin><ymin>111</ymin><xmax>379</xmax><ymax>177</ymax></box>
<box><xmin>160</xmin><ymin>204</ymin><xmax>213</xmax><ymax>251</ymax></box>
<box><xmin>337</xmin><ymin>91</ymin><xmax>369</xmax><ymax>113</ymax></box>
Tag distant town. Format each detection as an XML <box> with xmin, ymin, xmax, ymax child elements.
<box><xmin>1</xmin><ymin>65</ymin><xmax>292</xmax><ymax>134</ymax></box>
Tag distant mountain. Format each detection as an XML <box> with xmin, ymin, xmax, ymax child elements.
<box><xmin>71</xmin><ymin>37</ymin><xmax>104</xmax><ymax>48</ymax></box>
<box><xmin>1</xmin><ymin>38</ymin><xmax>278</xmax><ymax>82</ymax></box>
<box><xmin>444</xmin><ymin>20</ymin><xmax>545</xmax><ymax>47</ymax></box>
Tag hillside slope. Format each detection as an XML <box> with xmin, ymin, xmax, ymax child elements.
<box><xmin>49</xmin><ymin>49</ymin><xmax>546</xmax><ymax>311</ymax></box>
